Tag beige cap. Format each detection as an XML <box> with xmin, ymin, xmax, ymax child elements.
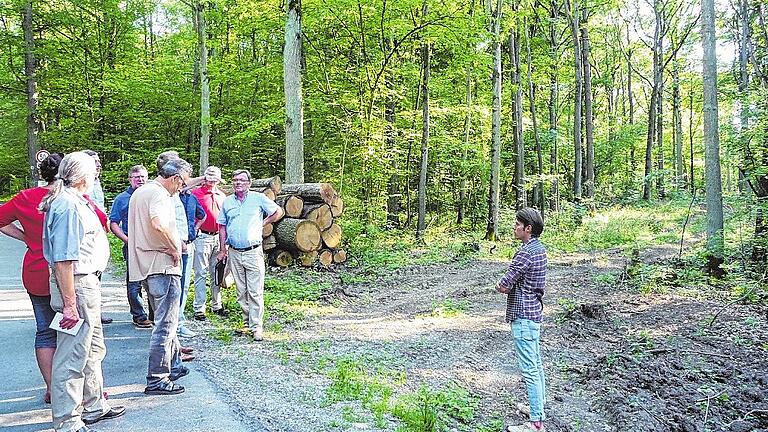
<box><xmin>204</xmin><ymin>166</ymin><xmax>225</xmax><ymax>183</ymax></box>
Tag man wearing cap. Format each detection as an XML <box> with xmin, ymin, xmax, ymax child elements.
<box><xmin>216</xmin><ymin>169</ymin><xmax>283</xmax><ymax>341</ymax></box>
<box><xmin>191</xmin><ymin>166</ymin><xmax>228</xmax><ymax>321</ymax></box>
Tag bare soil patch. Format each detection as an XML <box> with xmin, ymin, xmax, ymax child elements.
<box><xmin>192</xmin><ymin>243</ymin><xmax>768</xmax><ymax>432</ymax></box>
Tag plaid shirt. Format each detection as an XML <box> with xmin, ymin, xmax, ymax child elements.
<box><xmin>499</xmin><ymin>238</ymin><xmax>547</xmax><ymax>323</ymax></box>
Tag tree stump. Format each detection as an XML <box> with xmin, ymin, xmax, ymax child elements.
<box><xmin>301</xmin><ymin>203</ymin><xmax>332</xmax><ymax>230</ymax></box>
<box><xmin>274</xmin><ymin>218</ymin><xmax>322</xmax><ymax>252</ymax></box>
<box><xmin>322</xmin><ymin>223</ymin><xmax>342</xmax><ymax>249</ymax></box>
<box><xmin>281</xmin><ymin>183</ymin><xmax>338</xmax><ymax>204</ymax></box>
<box><xmin>276</xmin><ymin>195</ymin><xmax>304</xmax><ymax>218</ymax></box>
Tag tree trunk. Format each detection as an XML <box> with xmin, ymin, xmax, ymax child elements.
<box><xmin>510</xmin><ymin>26</ymin><xmax>526</xmax><ymax>209</ymax></box>
<box><xmin>251</xmin><ymin>176</ymin><xmax>282</xmax><ymax>194</ymax></box>
<box><xmin>284</xmin><ymin>0</ymin><xmax>305</xmax><ymax>183</ymax></box>
<box><xmin>569</xmin><ymin>0</ymin><xmax>583</xmax><ymax>201</ymax></box>
<box><xmin>581</xmin><ymin>10</ymin><xmax>594</xmax><ymax>198</ymax></box>
<box><xmin>458</xmin><ymin>10</ymin><xmax>475</xmax><ymax>225</ymax></box>
<box><xmin>548</xmin><ymin>0</ymin><xmax>559</xmax><ymax>212</ymax></box>
<box><xmin>701</xmin><ymin>0</ymin><xmax>725</xmax><ymax>274</ymax></box>
<box><xmin>272</xmin><ymin>250</ymin><xmax>294</xmax><ymax>267</ymax></box>
<box><xmin>333</xmin><ymin>249</ymin><xmax>347</xmax><ymax>264</ymax></box>
<box><xmin>385</xmin><ymin>37</ymin><xmax>400</xmax><ymax>227</ymax></box>
<box><xmin>196</xmin><ymin>3</ymin><xmax>210</xmax><ymax>173</ymax></box>
<box><xmin>318</xmin><ymin>249</ymin><xmax>333</xmax><ymax>267</ymax></box>
<box><xmin>280</xmin><ymin>183</ymin><xmax>338</xmax><ymax>204</ymax></box>
<box><xmin>329</xmin><ymin>195</ymin><xmax>344</xmax><ymax>217</ymax></box>
<box><xmin>263</xmin><ymin>223</ymin><xmax>273</xmax><ymax>238</ymax></box>
<box><xmin>526</xmin><ymin>22</ymin><xmax>544</xmax><ymax>212</ymax></box>
<box><xmin>656</xmin><ymin>26</ymin><xmax>666</xmax><ymax>199</ymax></box>
<box><xmin>22</xmin><ymin>0</ymin><xmax>40</xmax><ymax>186</ymax></box>
<box><xmin>485</xmin><ymin>0</ymin><xmax>503</xmax><ymax>241</ymax></box>
<box><xmin>274</xmin><ymin>218</ymin><xmax>322</xmax><ymax>252</ymax></box>
<box><xmin>737</xmin><ymin>0</ymin><xmax>750</xmax><ymax>194</ymax></box>
<box><xmin>255</xmin><ymin>187</ymin><xmax>276</xmax><ymax>201</ymax></box>
<box><xmin>689</xmin><ymin>81</ymin><xmax>695</xmax><ymax>193</ymax></box>
<box><xmin>322</xmin><ymin>223</ymin><xmax>342</xmax><ymax>249</ymax></box>
<box><xmin>298</xmin><ymin>250</ymin><xmax>317</xmax><ymax>267</ymax></box>
<box><xmin>301</xmin><ymin>203</ymin><xmax>332</xmax><ymax>231</ymax></box>
<box><xmin>263</xmin><ymin>235</ymin><xmax>277</xmax><ymax>251</ymax></box>
<box><xmin>672</xmin><ymin>53</ymin><xmax>684</xmax><ymax>189</ymax></box>
<box><xmin>276</xmin><ymin>195</ymin><xmax>304</xmax><ymax>218</ymax></box>
<box><xmin>417</xmin><ymin>34</ymin><xmax>430</xmax><ymax>239</ymax></box>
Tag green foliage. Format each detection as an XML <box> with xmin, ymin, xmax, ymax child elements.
<box><xmin>322</xmin><ymin>353</ymin><xmax>478</xmax><ymax>431</ymax></box>
<box><xmin>429</xmin><ymin>299</ymin><xmax>469</xmax><ymax>317</ymax></box>
<box><xmin>554</xmin><ymin>298</ymin><xmax>578</xmax><ymax>323</ymax></box>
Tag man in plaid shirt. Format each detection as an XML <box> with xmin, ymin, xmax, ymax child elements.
<box><xmin>496</xmin><ymin>207</ymin><xmax>547</xmax><ymax>432</ymax></box>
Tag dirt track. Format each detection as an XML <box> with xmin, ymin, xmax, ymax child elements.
<box><xmin>193</xmin><ymin>242</ymin><xmax>768</xmax><ymax>432</ymax></box>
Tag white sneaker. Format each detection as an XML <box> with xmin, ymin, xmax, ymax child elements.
<box><xmin>178</xmin><ymin>326</ymin><xmax>197</xmax><ymax>338</ymax></box>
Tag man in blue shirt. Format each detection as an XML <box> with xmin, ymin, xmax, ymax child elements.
<box><xmin>109</xmin><ymin>165</ymin><xmax>152</xmax><ymax>328</ymax></box>
<box><xmin>216</xmin><ymin>169</ymin><xmax>283</xmax><ymax>341</ymax></box>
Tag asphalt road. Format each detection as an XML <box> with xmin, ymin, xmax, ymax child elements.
<box><xmin>0</xmin><ymin>234</ymin><xmax>253</xmax><ymax>432</ymax></box>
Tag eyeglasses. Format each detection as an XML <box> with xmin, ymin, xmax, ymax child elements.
<box><xmin>232</xmin><ymin>178</ymin><xmax>250</xmax><ymax>183</ymax></box>
<box><xmin>176</xmin><ymin>175</ymin><xmax>187</xmax><ymax>188</ymax></box>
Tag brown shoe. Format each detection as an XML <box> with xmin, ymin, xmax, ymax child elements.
<box><xmin>180</xmin><ymin>346</ymin><xmax>194</xmax><ymax>354</ymax></box>
<box><xmin>181</xmin><ymin>353</ymin><xmax>195</xmax><ymax>362</ymax></box>
<box><xmin>133</xmin><ymin>318</ymin><xmax>152</xmax><ymax>328</ymax></box>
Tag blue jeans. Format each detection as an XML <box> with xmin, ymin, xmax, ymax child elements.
<box><xmin>179</xmin><ymin>243</ymin><xmax>194</xmax><ymax>324</ymax></box>
<box><xmin>123</xmin><ymin>244</ymin><xmax>148</xmax><ymax>321</ymax></box>
<box><xmin>146</xmin><ymin>274</ymin><xmax>183</xmax><ymax>386</ymax></box>
<box><xmin>28</xmin><ymin>293</ymin><xmax>57</xmax><ymax>348</ymax></box>
<box><xmin>512</xmin><ymin>319</ymin><xmax>546</xmax><ymax>422</ymax></box>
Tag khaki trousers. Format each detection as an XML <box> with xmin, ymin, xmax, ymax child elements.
<box><xmin>229</xmin><ymin>247</ymin><xmax>265</xmax><ymax>331</ymax></box>
<box><xmin>49</xmin><ymin>273</ymin><xmax>111</xmax><ymax>432</ymax></box>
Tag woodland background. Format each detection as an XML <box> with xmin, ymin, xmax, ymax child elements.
<box><xmin>0</xmin><ymin>0</ymin><xmax>767</xmax><ymax>272</ymax></box>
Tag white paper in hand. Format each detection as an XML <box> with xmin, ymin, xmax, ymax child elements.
<box><xmin>49</xmin><ymin>312</ymin><xmax>85</xmax><ymax>336</ymax></box>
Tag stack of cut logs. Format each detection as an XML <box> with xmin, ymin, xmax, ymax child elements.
<box><xmin>251</xmin><ymin>176</ymin><xmax>347</xmax><ymax>268</ymax></box>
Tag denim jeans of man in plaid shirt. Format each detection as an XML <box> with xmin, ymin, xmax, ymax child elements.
<box><xmin>496</xmin><ymin>208</ymin><xmax>547</xmax><ymax>432</ymax></box>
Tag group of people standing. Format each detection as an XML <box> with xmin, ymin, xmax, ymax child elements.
<box><xmin>1</xmin><ymin>150</ymin><xmax>282</xmax><ymax>432</ymax></box>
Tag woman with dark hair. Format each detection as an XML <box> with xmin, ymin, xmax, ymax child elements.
<box><xmin>0</xmin><ymin>153</ymin><xmax>64</xmax><ymax>404</ymax></box>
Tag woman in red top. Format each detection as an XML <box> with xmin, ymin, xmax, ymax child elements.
<box><xmin>0</xmin><ymin>153</ymin><xmax>110</xmax><ymax>405</ymax></box>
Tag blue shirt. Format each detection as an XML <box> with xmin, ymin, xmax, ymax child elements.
<box><xmin>109</xmin><ymin>186</ymin><xmax>136</xmax><ymax>235</ymax></box>
<box><xmin>217</xmin><ymin>192</ymin><xmax>279</xmax><ymax>249</ymax></box>
<box><xmin>179</xmin><ymin>191</ymin><xmax>205</xmax><ymax>241</ymax></box>
<box><xmin>43</xmin><ymin>188</ymin><xmax>110</xmax><ymax>275</ymax></box>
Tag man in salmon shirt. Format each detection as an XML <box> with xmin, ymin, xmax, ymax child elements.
<box><xmin>190</xmin><ymin>166</ymin><xmax>228</xmax><ymax>321</ymax></box>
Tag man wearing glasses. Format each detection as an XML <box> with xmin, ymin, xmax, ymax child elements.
<box><xmin>128</xmin><ymin>157</ymin><xmax>193</xmax><ymax>395</ymax></box>
<box><xmin>216</xmin><ymin>169</ymin><xmax>283</xmax><ymax>341</ymax></box>
<box><xmin>109</xmin><ymin>165</ymin><xmax>152</xmax><ymax>328</ymax></box>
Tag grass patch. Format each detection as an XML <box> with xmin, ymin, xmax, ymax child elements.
<box><xmin>321</xmin><ymin>354</ymin><xmax>479</xmax><ymax>431</ymax></box>
<box><xmin>429</xmin><ymin>299</ymin><xmax>469</xmax><ymax>318</ymax></box>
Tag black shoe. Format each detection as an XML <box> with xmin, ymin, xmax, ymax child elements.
<box><xmin>212</xmin><ymin>308</ymin><xmax>228</xmax><ymax>317</ymax></box>
<box><xmin>75</xmin><ymin>427</ymin><xmax>97</xmax><ymax>432</ymax></box>
<box><xmin>132</xmin><ymin>318</ymin><xmax>152</xmax><ymax>328</ymax></box>
<box><xmin>193</xmin><ymin>312</ymin><xmax>207</xmax><ymax>321</ymax></box>
<box><xmin>100</xmin><ymin>315</ymin><xmax>113</xmax><ymax>324</ymax></box>
<box><xmin>144</xmin><ymin>380</ymin><xmax>185</xmax><ymax>395</ymax></box>
<box><xmin>169</xmin><ymin>366</ymin><xmax>190</xmax><ymax>381</ymax></box>
<box><xmin>83</xmin><ymin>405</ymin><xmax>126</xmax><ymax>425</ymax></box>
